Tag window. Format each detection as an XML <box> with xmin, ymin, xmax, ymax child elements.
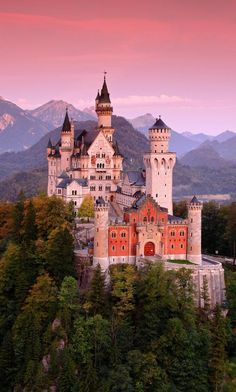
<box><xmin>151</xmin><ymin>217</ymin><xmax>154</xmax><ymax>223</ymax></box>
<box><xmin>121</xmin><ymin>232</ymin><xmax>126</xmax><ymax>238</ymax></box>
<box><xmin>57</xmin><ymin>189</ymin><xmax>61</xmax><ymax>194</ymax></box>
<box><xmin>105</xmin><ymin>186</ymin><xmax>111</xmax><ymax>192</ymax></box>
<box><xmin>90</xmin><ymin>175</ymin><xmax>96</xmax><ymax>180</ymax></box>
<box><xmin>112</xmin><ymin>245</ymin><xmax>116</xmax><ymax>251</ymax></box>
<box><xmin>143</xmin><ymin>217</ymin><xmax>147</xmax><ymax>223</ymax></box>
<box><xmin>111</xmin><ymin>232</ymin><xmax>117</xmax><ymax>238</ymax></box>
<box><xmin>90</xmin><ymin>186</ymin><xmax>96</xmax><ymax>191</ymax></box>
<box><xmin>74</xmin><ymin>201</ymin><xmax>77</xmax><ymax>206</ymax></box>
<box><xmin>99</xmin><ymin>185</ymin><xmax>102</xmax><ymax>191</ymax></box>
<box><xmin>170</xmin><ymin>231</ymin><xmax>175</xmax><ymax>237</ymax></box>
<box><xmin>171</xmin><ymin>244</ymin><xmax>174</xmax><ymax>249</ymax></box>
<box><xmin>99</xmin><ymin>175</ymin><xmax>103</xmax><ymax>180</ymax></box>
<box><xmin>121</xmin><ymin>245</ymin><xmax>125</xmax><ymax>251</ymax></box>
<box><xmin>180</xmin><ymin>231</ymin><xmax>185</xmax><ymax>237</ymax></box>
<box><xmin>180</xmin><ymin>244</ymin><xmax>184</xmax><ymax>249</ymax></box>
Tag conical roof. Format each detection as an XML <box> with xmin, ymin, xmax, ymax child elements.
<box><xmin>62</xmin><ymin>109</ymin><xmax>71</xmax><ymax>132</ymax></box>
<box><xmin>190</xmin><ymin>195</ymin><xmax>201</xmax><ymax>204</ymax></box>
<box><xmin>99</xmin><ymin>77</ymin><xmax>111</xmax><ymax>103</ymax></box>
<box><xmin>47</xmin><ymin>138</ymin><xmax>52</xmax><ymax>148</ymax></box>
<box><xmin>150</xmin><ymin>117</ymin><xmax>170</xmax><ymax>130</ymax></box>
<box><xmin>95</xmin><ymin>90</ymin><xmax>100</xmax><ymax>100</ymax></box>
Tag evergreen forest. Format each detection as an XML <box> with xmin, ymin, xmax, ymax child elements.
<box><xmin>0</xmin><ymin>196</ymin><xmax>236</xmax><ymax>391</ymax></box>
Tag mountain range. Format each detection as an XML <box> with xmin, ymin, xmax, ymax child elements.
<box><xmin>28</xmin><ymin>100</ymin><xmax>95</xmax><ymax>128</ymax></box>
<box><xmin>0</xmin><ymin>98</ymin><xmax>236</xmax><ymax>201</ymax></box>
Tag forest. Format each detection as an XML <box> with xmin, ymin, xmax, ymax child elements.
<box><xmin>0</xmin><ymin>196</ymin><xmax>236</xmax><ymax>391</ymax></box>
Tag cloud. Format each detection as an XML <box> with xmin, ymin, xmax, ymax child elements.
<box><xmin>112</xmin><ymin>95</ymin><xmax>192</xmax><ymax>106</ymax></box>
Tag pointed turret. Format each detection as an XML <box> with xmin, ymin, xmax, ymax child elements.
<box><xmin>62</xmin><ymin>108</ymin><xmax>71</xmax><ymax>133</ymax></box>
<box><xmin>47</xmin><ymin>138</ymin><xmax>52</xmax><ymax>148</ymax></box>
<box><xmin>99</xmin><ymin>76</ymin><xmax>111</xmax><ymax>103</ymax></box>
<box><xmin>95</xmin><ymin>73</ymin><xmax>114</xmax><ymax>138</ymax></box>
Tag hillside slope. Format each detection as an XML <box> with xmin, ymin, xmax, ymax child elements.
<box><xmin>0</xmin><ymin>98</ymin><xmax>50</xmax><ymax>153</ymax></box>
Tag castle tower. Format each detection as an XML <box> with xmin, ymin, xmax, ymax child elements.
<box><xmin>187</xmin><ymin>196</ymin><xmax>202</xmax><ymax>265</ymax></box>
<box><xmin>93</xmin><ymin>198</ymin><xmax>109</xmax><ymax>270</ymax></box>
<box><xmin>95</xmin><ymin>74</ymin><xmax>114</xmax><ymax>142</ymax></box>
<box><xmin>143</xmin><ymin>117</ymin><xmax>176</xmax><ymax>214</ymax></box>
<box><xmin>60</xmin><ymin>109</ymin><xmax>74</xmax><ymax>171</ymax></box>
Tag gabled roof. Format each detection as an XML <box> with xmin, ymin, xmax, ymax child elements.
<box><xmin>58</xmin><ymin>171</ymin><xmax>69</xmax><ymax>179</ymax></box>
<box><xmin>56</xmin><ymin>177</ymin><xmax>88</xmax><ymax>189</ymax></box>
<box><xmin>168</xmin><ymin>214</ymin><xmax>185</xmax><ymax>223</ymax></box>
<box><xmin>126</xmin><ymin>170</ymin><xmax>145</xmax><ymax>186</ymax></box>
<box><xmin>62</xmin><ymin>109</ymin><xmax>71</xmax><ymax>132</ymax></box>
<box><xmin>149</xmin><ymin>117</ymin><xmax>170</xmax><ymax>130</ymax></box>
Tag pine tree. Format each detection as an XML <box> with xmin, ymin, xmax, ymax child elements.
<box><xmin>86</xmin><ymin>264</ymin><xmax>107</xmax><ymax>316</ymax></box>
<box><xmin>44</xmin><ymin>225</ymin><xmax>75</xmax><ymax>285</ymax></box>
<box><xmin>209</xmin><ymin>305</ymin><xmax>227</xmax><ymax>392</ymax></box>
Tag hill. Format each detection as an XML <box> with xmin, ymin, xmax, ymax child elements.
<box><xmin>28</xmin><ymin>100</ymin><xmax>95</xmax><ymax>128</ymax></box>
<box><xmin>0</xmin><ymin>116</ymin><xmax>148</xmax><ymax>182</ymax></box>
<box><xmin>180</xmin><ymin>145</ymin><xmax>231</xmax><ymax>168</ymax></box>
<box><xmin>0</xmin><ymin>97</ymin><xmax>50</xmax><ymax>153</ymax></box>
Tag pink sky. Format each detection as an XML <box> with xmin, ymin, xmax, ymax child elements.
<box><xmin>0</xmin><ymin>0</ymin><xmax>236</xmax><ymax>134</ymax></box>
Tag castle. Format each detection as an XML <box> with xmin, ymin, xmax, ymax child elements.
<box><xmin>47</xmin><ymin>76</ymin><xmax>225</xmax><ymax>308</ymax></box>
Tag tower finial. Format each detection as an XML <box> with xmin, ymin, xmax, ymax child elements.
<box><xmin>104</xmin><ymin>70</ymin><xmax>107</xmax><ymax>80</ymax></box>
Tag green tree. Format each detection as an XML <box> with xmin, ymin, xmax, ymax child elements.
<box><xmin>58</xmin><ymin>276</ymin><xmax>80</xmax><ymax>332</ymax></box>
<box><xmin>78</xmin><ymin>195</ymin><xmax>95</xmax><ymax>221</ymax></box>
<box><xmin>209</xmin><ymin>305</ymin><xmax>227</xmax><ymax>392</ymax></box>
<box><xmin>44</xmin><ymin>225</ymin><xmax>75</xmax><ymax>285</ymax></box>
<box><xmin>85</xmin><ymin>264</ymin><xmax>107</xmax><ymax>316</ymax></box>
<box><xmin>12</xmin><ymin>274</ymin><xmax>58</xmax><ymax>389</ymax></box>
<box><xmin>72</xmin><ymin>315</ymin><xmax>111</xmax><ymax>391</ymax></box>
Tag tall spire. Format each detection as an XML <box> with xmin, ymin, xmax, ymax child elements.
<box><xmin>99</xmin><ymin>72</ymin><xmax>111</xmax><ymax>103</ymax></box>
<box><xmin>62</xmin><ymin>108</ymin><xmax>71</xmax><ymax>132</ymax></box>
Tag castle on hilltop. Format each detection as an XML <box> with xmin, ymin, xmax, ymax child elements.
<box><xmin>47</xmin><ymin>76</ymin><xmax>225</xmax><ymax>308</ymax></box>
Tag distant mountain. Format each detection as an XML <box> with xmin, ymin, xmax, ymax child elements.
<box><xmin>83</xmin><ymin>106</ymin><xmax>96</xmax><ymax>119</ymax></box>
<box><xmin>0</xmin><ymin>116</ymin><xmax>148</xmax><ymax>183</ymax></box>
<box><xmin>181</xmin><ymin>131</ymin><xmax>212</xmax><ymax>144</ymax></box>
<box><xmin>180</xmin><ymin>145</ymin><xmax>231</xmax><ymax>168</ymax></box>
<box><xmin>128</xmin><ymin>113</ymin><xmax>155</xmax><ymax>133</ymax></box>
<box><xmin>29</xmin><ymin>100</ymin><xmax>95</xmax><ymax>128</ymax></box>
<box><xmin>129</xmin><ymin>113</ymin><xmax>199</xmax><ymax>156</ymax></box>
<box><xmin>213</xmin><ymin>130</ymin><xmax>235</xmax><ymax>143</ymax></box>
<box><xmin>0</xmin><ymin>97</ymin><xmax>50</xmax><ymax>153</ymax></box>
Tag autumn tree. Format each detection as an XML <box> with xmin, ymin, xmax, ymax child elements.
<box><xmin>77</xmin><ymin>195</ymin><xmax>94</xmax><ymax>221</ymax></box>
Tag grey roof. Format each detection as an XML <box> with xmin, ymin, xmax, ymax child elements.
<box><xmin>99</xmin><ymin>77</ymin><xmax>111</xmax><ymax>104</ymax></box>
<box><xmin>190</xmin><ymin>195</ymin><xmax>201</xmax><ymax>204</ymax></box>
<box><xmin>47</xmin><ymin>138</ymin><xmax>52</xmax><ymax>148</ymax></box>
<box><xmin>58</xmin><ymin>171</ymin><xmax>69</xmax><ymax>179</ymax></box>
<box><xmin>62</xmin><ymin>109</ymin><xmax>71</xmax><ymax>132</ymax></box>
<box><xmin>56</xmin><ymin>178</ymin><xmax>71</xmax><ymax>189</ymax></box>
<box><xmin>168</xmin><ymin>214</ymin><xmax>185</xmax><ymax>223</ymax></box>
<box><xmin>126</xmin><ymin>171</ymin><xmax>145</xmax><ymax>186</ymax></box>
<box><xmin>96</xmin><ymin>196</ymin><xmax>106</xmax><ymax>205</ymax></box>
<box><xmin>56</xmin><ymin>177</ymin><xmax>88</xmax><ymax>189</ymax></box>
<box><xmin>149</xmin><ymin>117</ymin><xmax>170</xmax><ymax>130</ymax></box>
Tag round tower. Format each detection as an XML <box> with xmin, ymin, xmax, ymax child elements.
<box><xmin>143</xmin><ymin>117</ymin><xmax>176</xmax><ymax>214</ymax></box>
<box><xmin>187</xmin><ymin>196</ymin><xmax>202</xmax><ymax>265</ymax></box>
<box><xmin>93</xmin><ymin>198</ymin><xmax>109</xmax><ymax>271</ymax></box>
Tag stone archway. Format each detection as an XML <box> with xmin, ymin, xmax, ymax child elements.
<box><xmin>144</xmin><ymin>241</ymin><xmax>155</xmax><ymax>256</ymax></box>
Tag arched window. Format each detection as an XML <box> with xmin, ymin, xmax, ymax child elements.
<box><xmin>170</xmin><ymin>231</ymin><xmax>175</xmax><ymax>237</ymax></box>
<box><xmin>121</xmin><ymin>232</ymin><xmax>126</xmax><ymax>238</ymax></box>
<box><xmin>143</xmin><ymin>216</ymin><xmax>147</xmax><ymax>223</ymax></box>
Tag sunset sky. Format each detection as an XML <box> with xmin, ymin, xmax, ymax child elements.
<box><xmin>0</xmin><ymin>0</ymin><xmax>235</xmax><ymax>134</ymax></box>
